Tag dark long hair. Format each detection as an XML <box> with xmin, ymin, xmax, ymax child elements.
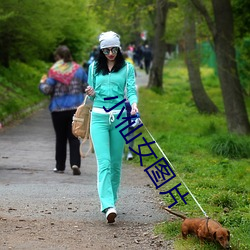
<box><xmin>95</xmin><ymin>48</ymin><xmax>126</xmax><ymax>75</ymax></box>
<box><xmin>54</xmin><ymin>45</ymin><xmax>73</xmax><ymax>63</ymax></box>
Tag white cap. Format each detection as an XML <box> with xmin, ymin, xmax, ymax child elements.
<box><xmin>99</xmin><ymin>31</ymin><xmax>121</xmax><ymax>49</ymax></box>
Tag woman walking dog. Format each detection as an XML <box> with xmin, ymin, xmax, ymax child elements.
<box><xmin>85</xmin><ymin>31</ymin><xmax>138</xmax><ymax>223</ymax></box>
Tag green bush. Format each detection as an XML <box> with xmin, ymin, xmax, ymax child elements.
<box><xmin>210</xmin><ymin>192</ymin><xmax>238</xmax><ymax>209</ymax></box>
<box><xmin>0</xmin><ymin>60</ymin><xmax>49</xmax><ymax>122</ymax></box>
<box><xmin>210</xmin><ymin>135</ymin><xmax>250</xmax><ymax>159</ymax></box>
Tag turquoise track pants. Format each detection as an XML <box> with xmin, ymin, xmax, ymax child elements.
<box><xmin>90</xmin><ymin>111</ymin><xmax>127</xmax><ymax>212</ymax></box>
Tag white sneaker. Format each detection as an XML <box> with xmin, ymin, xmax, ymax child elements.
<box><xmin>105</xmin><ymin>207</ymin><xmax>117</xmax><ymax>223</ymax></box>
<box><xmin>127</xmin><ymin>152</ymin><xmax>133</xmax><ymax>160</ymax></box>
<box><xmin>53</xmin><ymin>168</ymin><xmax>64</xmax><ymax>173</ymax></box>
<box><xmin>72</xmin><ymin>165</ymin><xmax>81</xmax><ymax>175</ymax></box>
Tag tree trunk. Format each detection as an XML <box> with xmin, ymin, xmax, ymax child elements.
<box><xmin>184</xmin><ymin>4</ymin><xmax>218</xmax><ymax>114</ymax></box>
<box><xmin>191</xmin><ymin>0</ymin><xmax>250</xmax><ymax>134</ymax></box>
<box><xmin>212</xmin><ymin>0</ymin><xmax>250</xmax><ymax>134</ymax></box>
<box><xmin>147</xmin><ymin>0</ymin><xmax>169</xmax><ymax>89</ymax></box>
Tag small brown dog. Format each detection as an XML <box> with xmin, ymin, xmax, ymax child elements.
<box><xmin>162</xmin><ymin>207</ymin><xmax>231</xmax><ymax>249</ymax></box>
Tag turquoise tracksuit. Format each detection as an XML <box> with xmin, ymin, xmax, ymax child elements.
<box><xmin>88</xmin><ymin>62</ymin><xmax>137</xmax><ymax>212</ymax></box>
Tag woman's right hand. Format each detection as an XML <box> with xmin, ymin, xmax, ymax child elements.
<box><xmin>131</xmin><ymin>103</ymin><xmax>138</xmax><ymax>115</ymax></box>
<box><xmin>85</xmin><ymin>86</ymin><xmax>95</xmax><ymax>97</ymax></box>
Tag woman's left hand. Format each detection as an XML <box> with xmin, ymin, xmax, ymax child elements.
<box><xmin>85</xmin><ymin>86</ymin><xmax>96</xmax><ymax>97</ymax></box>
<box><xmin>131</xmin><ymin>103</ymin><xmax>138</xmax><ymax>115</ymax></box>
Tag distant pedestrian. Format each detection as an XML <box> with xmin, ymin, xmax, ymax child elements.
<box><xmin>87</xmin><ymin>46</ymin><xmax>99</xmax><ymax>69</ymax></box>
<box><xmin>85</xmin><ymin>31</ymin><xmax>138</xmax><ymax>223</ymax></box>
<box><xmin>143</xmin><ymin>44</ymin><xmax>152</xmax><ymax>74</ymax></box>
<box><xmin>134</xmin><ymin>45</ymin><xmax>144</xmax><ymax>69</ymax></box>
<box><xmin>39</xmin><ymin>45</ymin><xmax>88</xmax><ymax>175</ymax></box>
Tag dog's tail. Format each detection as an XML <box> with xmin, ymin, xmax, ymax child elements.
<box><xmin>161</xmin><ymin>206</ymin><xmax>187</xmax><ymax>220</ymax></box>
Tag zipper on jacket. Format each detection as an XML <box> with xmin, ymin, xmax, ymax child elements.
<box><xmin>108</xmin><ymin>72</ymin><xmax>111</xmax><ymax>108</ymax></box>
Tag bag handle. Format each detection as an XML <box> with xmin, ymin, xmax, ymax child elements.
<box><xmin>79</xmin><ymin>95</ymin><xmax>94</xmax><ymax>158</ymax></box>
<box><xmin>79</xmin><ymin>137</ymin><xmax>94</xmax><ymax>158</ymax></box>
<box><xmin>79</xmin><ymin>112</ymin><xmax>94</xmax><ymax>158</ymax></box>
<box><xmin>83</xmin><ymin>94</ymin><xmax>88</xmax><ymax>105</ymax></box>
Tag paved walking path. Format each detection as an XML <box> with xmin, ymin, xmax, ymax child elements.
<box><xmin>0</xmin><ymin>70</ymin><xmax>173</xmax><ymax>249</ymax></box>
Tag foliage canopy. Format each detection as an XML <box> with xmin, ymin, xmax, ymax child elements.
<box><xmin>0</xmin><ymin>0</ymin><xmax>99</xmax><ymax>66</ymax></box>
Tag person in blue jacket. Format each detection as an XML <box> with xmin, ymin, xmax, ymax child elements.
<box><xmin>39</xmin><ymin>45</ymin><xmax>88</xmax><ymax>176</ymax></box>
<box><xmin>85</xmin><ymin>31</ymin><xmax>138</xmax><ymax>223</ymax></box>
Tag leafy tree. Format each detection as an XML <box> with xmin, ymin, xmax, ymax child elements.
<box><xmin>164</xmin><ymin>2</ymin><xmax>184</xmax><ymax>44</ymax></box>
<box><xmin>148</xmin><ymin>0</ymin><xmax>177</xmax><ymax>89</ymax></box>
<box><xmin>0</xmin><ymin>0</ymin><xmax>99</xmax><ymax>67</ymax></box>
<box><xmin>91</xmin><ymin>0</ymin><xmax>155</xmax><ymax>47</ymax></box>
<box><xmin>154</xmin><ymin>0</ymin><xmax>218</xmax><ymax>114</ymax></box>
<box><xmin>232</xmin><ymin>0</ymin><xmax>250</xmax><ymax>40</ymax></box>
<box><xmin>191</xmin><ymin>0</ymin><xmax>250</xmax><ymax>134</ymax></box>
<box><xmin>232</xmin><ymin>0</ymin><xmax>250</xmax><ymax>95</ymax></box>
<box><xmin>183</xmin><ymin>1</ymin><xmax>218</xmax><ymax>114</ymax></box>
<box><xmin>0</xmin><ymin>0</ymin><xmax>57</xmax><ymax>66</ymax></box>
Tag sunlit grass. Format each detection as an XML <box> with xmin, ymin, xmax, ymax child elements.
<box><xmin>135</xmin><ymin>58</ymin><xmax>250</xmax><ymax>250</ymax></box>
<box><xmin>0</xmin><ymin>60</ymin><xmax>49</xmax><ymax>122</ymax></box>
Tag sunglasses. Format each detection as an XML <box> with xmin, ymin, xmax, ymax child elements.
<box><xmin>102</xmin><ymin>47</ymin><xmax>119</xmax><ymax>55</ymax></box>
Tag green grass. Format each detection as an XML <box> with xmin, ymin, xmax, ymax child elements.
<box><xmin>134</xmin><ymin>58</ymin><xmax>250</xmax><ymax>249</ymax></box>
<box><xmin>0</xmin><ymin>60</ymin><xmax>50</xmax><ymax>123</ymax></box>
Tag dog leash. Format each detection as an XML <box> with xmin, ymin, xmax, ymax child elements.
<box><xmin>206</xmin><ymin>217</ymin><xmax>210</xmax><ymax>234</ymax></box>
<box><xmin>139</xmin><ymin>118</ymin><xmax>209</xmax><ymax>218</ymax></box>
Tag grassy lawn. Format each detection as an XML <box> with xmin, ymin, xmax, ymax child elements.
<box><xmin>133</xmin><ymin>58</ymin><xmax>250</xmax><ymax>250</ymax></box>
<box><xmin>0</xmin><ymin>60</ymin><xmax>50</xmax><ymax>123</ymax></box>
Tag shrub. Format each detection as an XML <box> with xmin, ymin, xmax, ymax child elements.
<box><xmin>210</xmin><ymin>192</ymin><xmax>237</xmax><ymax>209</ymax></box>
<box><xmin>210</xmin><ymin>135</ymin><xmax>250</xmax><ymax>159</ymax></box>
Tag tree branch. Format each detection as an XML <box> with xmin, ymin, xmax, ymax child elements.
<box><xmin>190</xmin><ymin>0</ymin><xmax>216</xmax><ymax>37</ymax></box>
<box><xmin>167</xmin><ymin>1</ymin><xmax>178</xmax><ymax>9</ymax></box>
